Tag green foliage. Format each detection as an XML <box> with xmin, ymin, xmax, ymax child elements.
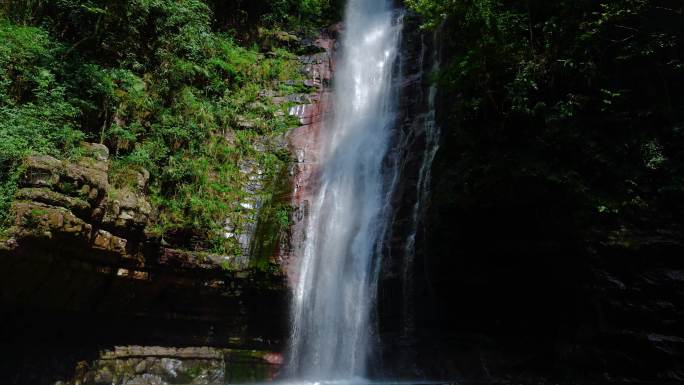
<box><xmin>407</xmin><ymin>0</ymin><xmax>507</xmax><ymax>30</ymax></box>
<box><xmin>416</xmin><ymin>0</ymin><xmax>684</xmax><ymax>243</ymax></box>
<box><xmin>0</xmin><ymin>0</ymin><xmax>329</xmax><ymax>249</ymax></box>
<box><xmin>203</xmin><ymin>0</ymin><xmax>340</xmax><ymax>39</ymax></box>
<box><xmin>405</xmin><ymin>0</ymin><xmax>452</xmax><ymax>29</ymax></box>
<box><xmin>261</xmin><ymin>0</ymin><xmax>333</xmax><ymax>24</ymax></box>
<box><xmin>0</xmin><ymin>21</ymin><xmax>83</xmax><ymax>225</ymax></box>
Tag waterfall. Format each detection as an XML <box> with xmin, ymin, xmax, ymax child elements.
<box><xmin>402</xmin><ymin>29</ymin><xmax>442</xmax><ymax>344</ymax></box>
<box><xmin>288</xmin><ymin>0</ymin><xmax>403</xmax><ymax>380</ymax></box>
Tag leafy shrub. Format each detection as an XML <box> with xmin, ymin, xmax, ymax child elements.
<box><xmin>410</xmin><ymin>0</ymin><xmax>684</xmax><ymax>244</ymax></box>
<box><xmin>0</xmin><ymin>21</ymin><xmax>83</xmax><ymax>226</ymax></box>
<box><xmin>0</xmin><ymin>0</ymin><xmax>329</xmax><ymax>250</ymax></box>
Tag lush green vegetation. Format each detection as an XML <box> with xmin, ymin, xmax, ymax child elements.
<box><xmin>0</xmin><ymin>21</ymin><xmax>84</xmax><ymax>228</ymax></box>
<box><xmin>6</xmin><ymin>0</ymin><xmax>680</xmax><ymax>259</ymax></box>
<box><xmin>410</xmin><ymin>0</ymin><xmax>683</xmax><ymax>251</ymax></box>
<box><xmin>0</xmin><ymin>0</ymin><xmax>335</xmax><ymax>251</ymax></box>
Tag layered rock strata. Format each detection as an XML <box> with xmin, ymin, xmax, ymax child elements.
<box><xmin>0</xmin><ymin>25</ymin><xmax>339</xmax><ymax>385</ymax></box>
<box><xmin>0</xmin><ymin>146</ymin><xmax>287</xmax><ymax>384</ymax></box>
<box><xmin>279</xmin><ymin>25</ymin><xmax>338</xmax><ymax>284</ymax></box>
<box><xmin>63</xmin><ymin>346</ymin><xmax>282</xmax><ymax>385</ymax></box>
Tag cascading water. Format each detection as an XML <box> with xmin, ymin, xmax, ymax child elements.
<box><xmin>402</xmin><ymin>30</ymin><xmax>442</xmax><ymax>344</ymax></box>
<box><xmin>289</xmin><ymin>0</ymin><xmax>403</xmax><ymax>381</ymax></box>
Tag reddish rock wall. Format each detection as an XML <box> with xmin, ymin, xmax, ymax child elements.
<box><xmin>280</xmin><ymin>25</ymin><xmax>339</xmax><ymax>286</ymax></box>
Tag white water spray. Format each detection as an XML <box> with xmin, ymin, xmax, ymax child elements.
<box><xmin>289</xmin><ymin>0</ymin><xmax>403</xmax><ymax>380</ymax></box>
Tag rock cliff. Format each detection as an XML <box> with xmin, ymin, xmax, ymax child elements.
<box><xmin>0</xmin><ymin>143</ymin><xmax>288</xmax><ymax>384</ymax></box>
<box><xmin>378</xmin><ymin>10</ymin><xmax>684</xmax><ymax>384</ymax></box>
<box><xmin>0</xmin><ymin>26</ymin><xmax>337</xmax><ymax>383</ymax></box>
<box><xmin>282</xmin><ymin>24</ymin><xmax>338</xmax><ymax>285</ymax></box>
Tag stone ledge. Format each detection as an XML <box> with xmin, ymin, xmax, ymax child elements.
<box><xmin>101</xmin><ymin>346</ymin><xmax>224</xmax><ymax>360</ymax></box>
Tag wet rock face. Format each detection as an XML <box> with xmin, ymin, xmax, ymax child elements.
<box><xmin>375</xmin><ymin>13</ymin><xmax>442</xmax><ymax>379</ymax></box>
<box><xmin>378</xmin><ymin>14</ymin><xmax>684</xmax><ymax>385</ymax></box>
<box><xmin>280</xmin><ymin>25</ymin><xmax>338</xmax><ymax>285</ymax></box>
